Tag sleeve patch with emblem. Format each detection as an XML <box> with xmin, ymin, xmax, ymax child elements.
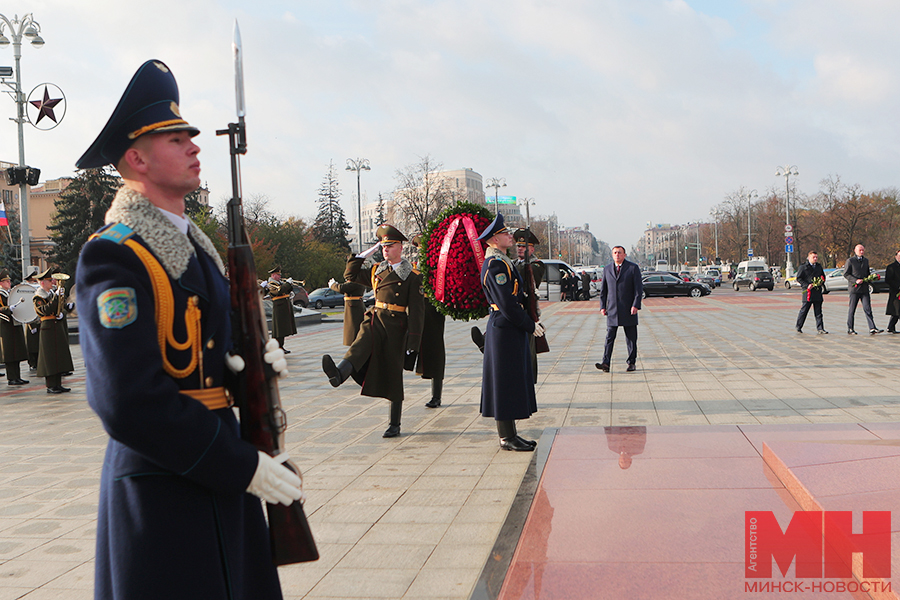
<box><xmin>97</xmin><ymin>287</ymin><xmax>138</xmax><ymax>329</ymax></box>
<box><xmin>495</xmin><ymin>273</ymin><xmax>508</xmax><ymax>285</ymax></box>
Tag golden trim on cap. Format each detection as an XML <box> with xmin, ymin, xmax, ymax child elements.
<box><xmin>128</xmin><ymin>118</ymin><xmax>190</xmax><ymax>140</ymax></box>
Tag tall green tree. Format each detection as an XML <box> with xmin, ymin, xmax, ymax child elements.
<box><xmin>45</xmin><ymin>167</ymin><xmax>121</xmax><ymax>278</ymax></box>
<box><xmin>312</xmin><ymin>161</ymin><xmax>351</xmax><ymax>251</ymax></box>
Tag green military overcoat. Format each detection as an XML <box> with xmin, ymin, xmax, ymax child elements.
<box><xmin>415</xmin><ymin>299</ymin><xmax>446</xmax><ymax>380</ymax></box>
<box><xmin>0</xmin><ymin>289</ymin><xmax>28</xmax><ymax>364</ymax></box>
<box><xmin>33</xmin><ymin>287</ymin><xmax>74</xmax><ymax>377</ymax></box>
<box><xmin>268</xmin><ymin>278</ymin><xmax>297</xmax><ymax>340</ymax></box>
<box><xmin>330</xmin><ymin>280</ymin><xmax>367</xmax><ymax>346</ymax></box>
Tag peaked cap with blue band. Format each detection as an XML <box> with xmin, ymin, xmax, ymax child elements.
<box><xmin>476</xmin><ymin>212</ymin><xmax>509</xmax><ymax>241</ymax></box>
<box><xmin>76</xmin><ymin>60</ymin><xmax>199</xmax><ymax>169</ymax></box>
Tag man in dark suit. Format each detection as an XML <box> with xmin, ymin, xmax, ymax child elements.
<box><xmin>885</xmin><ymin>250</ymin><xmax>900</xmax><ymax>333</ymax></box>
<box><xmin>795</xmin><ymin>250</ymin><xmax>828</xmax><ymax>334</ymax></box>
<box><xmin>844</xmin><ymin>244</ymin><xmax>883</xmax><ymax>334</ymax></box>
<box><xmin>596</xmin><ymin>246</ymin><xmax>643</xmax><ymax>372</ymax></box>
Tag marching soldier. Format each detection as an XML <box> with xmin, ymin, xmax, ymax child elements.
<box><xmin>328</xmin><ymin>268</ymin><xmax>367</xmax><ymax>346</ymax></box>
<box><xmin>411</xmin><ymin>235</ymin><xmax>446</xmax><ymax>408</ymax></box>
<box><xmin>0</xmin><ymin>271</ymin><xmax>29</xmax><ymax>385</ymax></box>
<box><xmin>322</xmin><ymin>224</ymin><xmax>425</xmax><ymax>437</ymax></box>
<box><xmin>267</xmin><ymin>266</ymin><xmax>296</xmax><ymax>353</ymax></box>
<box><xmin>33</xmin><ymin>268</ymin><xmax>74</xmax><ymax>393</ymax></box>
<box><xmin>478</xmin><ymin>214</ymin><xmax>544</xmax><ymax>451</ymax></box>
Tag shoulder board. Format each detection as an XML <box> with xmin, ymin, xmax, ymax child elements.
<box><xmin>412</xmin><ymin>268</ymin><xmax>420</xmax><ymax>275</ymax></box>
<box><xmin>90</xmin><ymin>222</ymin><xmax>135</xmax><ymax>245</ymax></box>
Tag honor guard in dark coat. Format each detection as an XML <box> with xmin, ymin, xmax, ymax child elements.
<box><xmin>886</xmin><ymin>250</ymin><xmax>900</xmax><ymax>333</ymax></box>
<box><xmin>597</xmin><ymin>246</ymin><xmax>642</xmax><ymax>372</ymax></box>
<box><xmin>267</xmin><ymin>266</ymin><xmax>297</xmax><ymax>353</ymax></box>
<box><xmin>411</xmin><ymin>234</ymin><xmax>446</xmax><ymax>408</ymax></box>
<box><xmin>795</xmin><ymin>251</ymin><xmax>828</xmax><ymax>334</ymax></box>
<box><xmin>0</xmin><ymin>271</ymin><xmax>29</xmax><ymax>385</ymax></box>
<box><xmin>23</xmin><ymin>268</ymin><xmax>39</xmax><ymax>371</ymax></box>
<box><xmin>844</xmin><ymin>244</ymin><xmax>882</xmax><ymax>334</ymax></box>
<box><xmin>322</xmin><ymin>224</ymin><xmax>425</xmax><ymax>438</ymax></box>
<box><xmin>478</xmin><ymin>214</ymin><xmax>544</xmax><ymax>451</ymax></box>
<box><xmin>328</xmin><ymin>270</ymin><xmax>366</xmax><ymax>346</ymax></box>
<box><xmin>33</xmin><ymin>268</ymin><xmax>74</xmax><ymax>393</ymax></box>
<box><xmin>74</xmin><ymin>59</ymin><xmax>300</xmax><ymax>600</ymax></box>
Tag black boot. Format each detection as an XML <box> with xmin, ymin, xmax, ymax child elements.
<box><xmin>497</xmin><ymin>420</ymin><xmax>534</xmax><ymax>452</ymax></box>
<box><xmin>471</xmin><ymin>326</ymin><xmax>485</xmax><ymax>354</ymax></box>
<box><xmin>425</xmin><ymin>378</ymin><xmax>443</xmax><ymax>408</ymax></box>
<box><xmin>384</xmin><ymin>401</ymin><xmax>402</xmax><ymax>437</ymax></box>
<box><xmin>322</xmin><ymin>355</ymin><xmax>353</xmax><ymax>387</ymax></box>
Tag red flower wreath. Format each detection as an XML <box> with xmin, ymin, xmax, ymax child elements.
<box><xmin>419</xmin><ymin>202</ymin><xmax>495</xmax><ymax>321</ymax></box>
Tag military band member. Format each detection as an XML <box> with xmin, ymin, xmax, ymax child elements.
<box><xmin>74</xmin><ymin>59</ymin><xmax>299</xmax><ymax>600</ymax></box>
<box><xmin>23</xmin><ymin>268</ymin><xmax>39</xmax><ymax>371</ymax></box>
<box><xmin>0</xmin><ymin>271</ymin><xmax>29</xmax><ymax>385</ymax></box>
<box><xmin>411</xmin><ymin>234</ymin><xmax>446</xmax><ymax>408</ymax></box>
<box><xmin>267</xmin><ymin>266</ymin><xmax>296</xmax><ymax>353</ymax></box>
<box><xmin>478</xmin><ymin>214</ymin><xmax>544</xmax><ymax>451</ymax></box>
<box><xmin>322</xmin><ymin>224</ymin><xmax>425</xmax><ymax>437</ymax></box>
<box><xmin>327</xmin><ymin>271</ymin><xmax>366</xmax><ymax>346</ymax></box>
<box><xmin>33</xmin><ymin>269</ymin><xmax>74</xmax><ymax>394</ymax></box>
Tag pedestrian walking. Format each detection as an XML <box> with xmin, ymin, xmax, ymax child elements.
<box><xmin>844</xmin><ymin>244</ymin><xmax>883</xmax><ymax>334</ymax></box>
<box><xmin>596</xmin><ymin>246</ymin><xmax>642</xmax><ymax>373</ymax></box>
<box><xmin>795</xmin><ymin>251</ymin><xmax>828</xmax><ymax>334</ymax></box>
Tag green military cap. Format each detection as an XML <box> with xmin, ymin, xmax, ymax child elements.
<box><xmin>0</xmin><ymin>270</ymin><xmax>10</xmax><ymax>282</ymax></box>
<box><xmin>514</xmin><ymin>230</ymin><xmax>540</xmax><ymax>246</ymax></box>
<box><xmin>268</xmin><ymin>266</ymin><xmax>281</xmax><ymax>274</ymax></box>
<box><xmin>376</xmin><ymin>224</ymin><xmax>408</xmax><ymax>245</ymax></box>
<box><xmin>37</xmin><ymin>267</ymin><xmax>56</xmax><ymax>280</ymax></box>
<box><xmin>410</xmin><ymin>234</ymin><xmax>423</xmax><ymax>248</ymax></box>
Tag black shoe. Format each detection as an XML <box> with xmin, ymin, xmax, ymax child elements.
<box><xmin>470</xmin><ymin>326</ymin><xmax>485</xmax><ymax>353</ymax></box>
<box><xmin>425</xmin><ymin>398</ymin><xmax>441</xmax><ymax>408</ymax></box>
<box><xmin>626</xmin><ymin>363</ymin><xmax>636</xmax><ymax>372</ymax></box>
<box><xmin>46</xmin><ymin>386</ymin><xmax>70</xmax><ymax>394</ymax></box>
<box><xmin>871</xmin><ymin>328</ymin><xmax>884</xmax><ymax>335</ymax></box>
<box><xmin>500</xmin><ymin>436</ymin><xmax>534</xmax><ymax>451</ymax></box>
<box><xmin>595</xmin><ymin>362</ymin><xmax>610</xmax><ymax>372</ymax></box>
<box><xmin>8</xmin><ymin>379</ymin><xmax>28</xmax><ymax>385</ymax></box>
<box><xmin>383</xmin><ymin>424</ymin><xmax>401</xmax><ymax>438</ymax></box>
<box><xmin>322</xmin><ymin>355</ymin><xmax>352</xmax><ymax>387</ymax></box>
<box><xmin>848</xmin><ymin>329</ymin><xmax>858</xmax><ymax>335</ymax></box>
<box><xmin>818</xmin><ymin>330</ymin><xmax>829</xmax><ymax>335</ymax></box>
<box><xmin>888</xmin><ymin>329</ymin><xmax>898</xmax><ymax>334</ymax></box>
<box><xmin>516</xmin><ymin>435</ymin><xmax>537</xmax><ymax>448</ymax></box>
<box><xmin>63</xmin><ymin>372</ymin><xmax>73</xmax><ymax>376</ymax></box>
<box><xmin>282</xmin><ymin>349</ymin><xmax>291</xmax><ymax>355</ymax></box>
<box><xmin>796</xmin><ymin>328</ymin><xmax>802</xmax><ymax>333</ymax></box>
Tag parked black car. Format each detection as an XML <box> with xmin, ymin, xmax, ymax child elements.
<box><xmin>733</xmin><ymin>270</ymin><xmax>774</xmax><ymax>291</ymax></box>
<box><xmin>641</xmin><ymin>273</ymin><xmax>711</xmax><ymax>298</ymax></box>
<box><xmin>692</xmin><ymin>273</ymin><xmax>716</xmax><ymax>288</ymax></box>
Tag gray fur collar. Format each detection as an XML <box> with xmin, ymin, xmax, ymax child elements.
<box><xmin>486</xmin><ymin>246</ymin><xmax>513</xmax><ymax>267</ymax></box>
<box><xmin>105</xmin><ymin>187</ymin><xmax>225</xmax><ymax>280</ymax></box>
<box><xmin>34</xmin><ymin>286</ymin><xmax>53</xmax><ymax>299</ymax></box>
<box><xmin>375</xmin><ymin>259</ymin><xmax>413</xmax><ymax>281</ymax></box>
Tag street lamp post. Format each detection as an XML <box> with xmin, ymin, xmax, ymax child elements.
<box><xmin>345</xmin><ymin>158</ymin><xmax>370</xmax><ymax>254</ymax></box>
<box><xmin>744</xmin><ymin>189</ymin><xmax>758</xmax><ymax>260</ymax></box>
<box><xmin>0</xmin><ymin>13</ymin><xmax>44</xmax><ymax>278</ymax></box>
<box><xmin>485</xmin><ymin>177</ymin><xmax>506</xmax><ymax>214</ymax></box>
<box><xmin>775</xmin><ymin>165</ymin><xmax>799</xmax><ymax>277</ymax></box>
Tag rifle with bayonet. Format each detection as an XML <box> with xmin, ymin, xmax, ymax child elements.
<box><xmin>216</xmin><ymin>20</ymin><xmax>318</xmax><ymax>566</ymax></box>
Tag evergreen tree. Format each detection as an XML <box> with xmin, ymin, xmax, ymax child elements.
<box><xmin>312</xmin><ymin>160</ymin><xmax>351</xmax><ymax>251</ymax></box>
<box><xmin>375</xmin><ymin>193</ymin><xmax>387</xmax><ymax>233</ymax></box>
<box><xmin>45</xmin><ymin>167</ymin><xmax>121</xmax><ymax>278</ymax></box>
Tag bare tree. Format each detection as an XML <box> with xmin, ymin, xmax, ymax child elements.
<box><xmin>390</xmin><ymin>155</ymin><xmax>456</xmax><ymax>236</ymax></box>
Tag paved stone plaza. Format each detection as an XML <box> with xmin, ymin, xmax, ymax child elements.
<box><xmin>2</xmin><ymin>287</ymin><xmax>900</xmax><ymax>599</ymax></box>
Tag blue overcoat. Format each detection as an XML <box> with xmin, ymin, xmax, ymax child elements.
<box><xmin>599</xmin><ymin>260</ymin><xmax>643</xmax><ymax>327</ymax></box>
<box><xmin>77</xmin><ymin>190</ymin><xmax>282</xmax><ymax>600</ymax></box>
<box><xmin>480</xmin><ymin>248</ymin><xmax>537</xmax><ymax>421</ymax></box>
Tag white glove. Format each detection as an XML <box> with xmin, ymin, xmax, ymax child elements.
<box><xmin>259</xmin><ymin>280</ymin><xmax>268</xmax><ymax>289</ymax></box>
<box><xmin>225</xmin><ymin>353</ymin><xmax>245</xmax><ymax>373</ymax></box>
<box><xmin>534</xmin><ymin>322</ymin><xmax>545</xmax><ymax>337</ymax></box>
<box><xmin>30</xmin><ymin>328</ymin><xmax>37</xmax><ymax>334</ymax></box>
<box><xmin>357</xmin><ymin>242</ymin><xmax>381</xmax><ymax>259</ymax></box>
<box><xmin>328</xmin><ymin>278</ymin><xmax>338</xmax><ymax>288</ymax></box>
<box><xmin>264</xmin><ymin>339</ymin><xmax>288</xmax><ymax>378</ymax></box>
<box><xmin>66</xmin><ymin>302</ymin><xmax>74</xmax><ymax>311</ymax></box>
<box><xmin>247</xmin><ymin>451</ymin><xmax>305</xmax><ymax>506</ymax></box>
<box><xmin>56</xmin><ymin>313</ymin><xmax>64</xmax><ymax>320</ymax></box>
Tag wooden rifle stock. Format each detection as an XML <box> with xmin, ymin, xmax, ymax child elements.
<box><xmin>218</xmin><ymin>117</ymin><xmax>318</xmax><ymax>566</ymax></box>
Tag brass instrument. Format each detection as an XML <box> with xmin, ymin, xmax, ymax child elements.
<box><xmin>52</xmin><ymin>272</ymin><xmax>70</xmax><ymax>316</ymax></box>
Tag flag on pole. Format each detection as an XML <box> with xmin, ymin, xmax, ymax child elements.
<box><xmin>0</xmin><ymin>202</ymin><xmax>7</xmax><ymax>227</ymax></box>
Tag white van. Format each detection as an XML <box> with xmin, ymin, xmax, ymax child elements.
<box><xmin>735</xmin><ymin>259</ymin><xmax>768</xmax><ymax>278</ymax></box>
<box><xmin>655</xmin><ymin>259</ymin><xmax>669</xmax><ymax>271</ymax></box>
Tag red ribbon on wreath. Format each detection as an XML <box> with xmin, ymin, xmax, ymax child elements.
<box><xmin>434</xmin><ymin>216</ymin><xmax>485</xmax><ymax>303</ymax></box>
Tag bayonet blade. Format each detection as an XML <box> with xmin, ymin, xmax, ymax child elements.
<box><xmin>233</xmin><ymin>19</ymin><xmax>246</xmax><ymax>118</ymax></box>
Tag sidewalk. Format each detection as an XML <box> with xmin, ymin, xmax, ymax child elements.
<box><xmin>1</xmin><ymin>289</ymin><xmax>900</xmax><ymax>599</ymax></box>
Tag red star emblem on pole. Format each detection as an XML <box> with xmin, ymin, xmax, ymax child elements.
<box><xmin>29</xmin><ymin>85</ymin><xmax>63</xmax><ymax>125</ymax></box>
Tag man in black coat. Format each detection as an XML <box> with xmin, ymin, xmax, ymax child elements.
<box><xmin>885</xmin><ymin>250</ymin><xmax>900</xmax><ymax>333</ymax></box>
<box><xmin>794</xmin><ymin>250</ymin><xmax>828</xmax><ymax>334</ymax></box>
<box><xmin>596</xmin><ymin>246</ymin><xmax>643</xmax><ymax>372</ymax></box>
<box><xmin>844</xmin><ymin>244</ymin><xmax>883</xmax><ymax>334</ymax></box>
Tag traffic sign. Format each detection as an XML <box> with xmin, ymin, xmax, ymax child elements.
<box><xmin>785</xmin><ymin>224</ymin><xmax>793</xmax><ymax>233</ymax></box>
<box><xmin>748</xmin><ymin>248</ymin><xmax>754</xmax><ymax>257</ymax></box>
<box><xmin>785</xmin><ymin>236</ymin><xmax>794</xmax><ymax>244</ymax></box>
<box><xmin>785</xmin><ymin>244</ymin><xmax>794</xmax><ymax>253</ymax></box>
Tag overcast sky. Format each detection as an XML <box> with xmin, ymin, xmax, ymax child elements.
<box><xmin>2</xmin><ymin>0</ymin><xmax>899</xmax><ymax>250</ymax></box>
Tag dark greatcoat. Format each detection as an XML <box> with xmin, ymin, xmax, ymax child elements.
<box><xmin>26</xmin><ymin>313</ymin><xmax>39</xmax><ymax>367</ymax></box>
<box><xmin>515</xmin><ymin>259</ymin><xmax>544</xmax><ymax>383</ymax></box>
<box><xmin>343</xmin><ymin>256</ymin><xmax>424</xmax><ymax>403</ymax></box>
<box><xmin>480</xmin><ymin>248</ymin><xmax>537</xmax><ymax>421</ymax></box>
<box><xmin>0</xmin><ymin>288</ymin><xmax>28</xmax><ymax>364</ymax></box>
<box><xmin>330</xmin><ymin>280</ymin><xmax>366</xmax><ymax>346</ymax></box>
<box><xmin>415</xmin><ymin>300</ymin><xmax>446</xmax><ymax>380</ymax></box>
<box><xmin>795</xmin><ymin>261</ymin><xmax>827</xmax><ymax>303</ymax></box>
<box><xmin>76</xmin><ymin>191</ymin><xmax>282</xmax><ymax>600</ymax></box>
<box><xmin>885</xmin><ymin>261</ymin><xmax>900</xmax><ymax>316</ymax></box>
<box><xmin>33</xmin><ymin>287</ymin><xmax>74</xmax><ymax>377</ymax></box>
<box><xmin>268</xmin><ymin>278</ymin><xmax>297</xmax><ymax>340</ymax></box>
<box><xmin>844</xmin><ymin>255</ymin><xmax>871</xmax><ymax>295</ymax></box>
<box><xmin>599</xmin><ymin>260</ymin><xmax>643</xmax><ymax>327</ymax></box>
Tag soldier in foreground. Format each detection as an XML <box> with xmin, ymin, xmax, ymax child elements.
<box><xmin>322</xmin><ymin>224</ymin><xmax>425</xmax><ymax>437</ymax></box>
